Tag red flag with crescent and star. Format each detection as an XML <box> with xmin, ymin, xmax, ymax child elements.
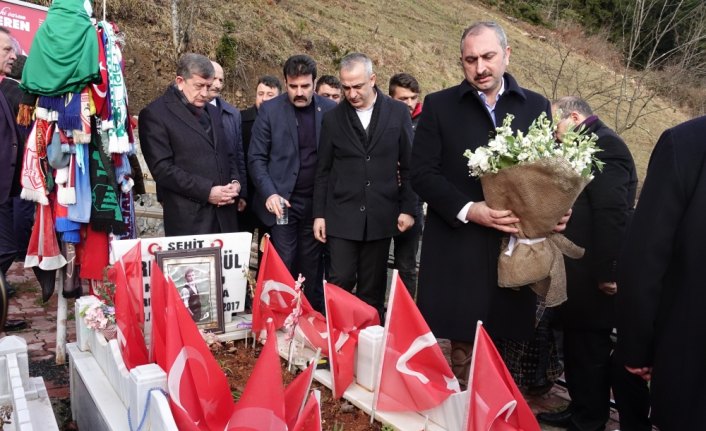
<box><xmin>228</xmin><ymin>320</ymin><xmax>287</xmax><ymax>430</ymax></box>
<box><xmin>465</xmin><ymin>322</ymin><xmax>540</xmax><ymax>431</ymax></box>
<box><xmin>163</xmin><ymin>275</ymin><xmax>234</xmax><ymax>431</ymax></box>
<box><xmin>374</xmin><ymin>270</ymin><xmax>460</xmax><ymax>412</ymax></box>
<box><xmin>324</xmin><ymin>282</ymin><xmax>380</xmax><ymax>399</ymax></box>
<box><xmin>111</xmin><ymin>259</ymin><xmax>148</xmax><ymax>370</ymax></box>
<box><xmin>253</xmin><ymin>236</ymin><xmax>326</xmax><ymax>346</ymax></box>
<box><xmin>291</xmin><ymin>390</ymin><xmax>322</xmax><ymax>431</ymax></box>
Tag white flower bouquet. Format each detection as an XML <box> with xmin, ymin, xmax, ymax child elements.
<box><xmin>463</xmin><ymin>112</ymin><xmax>603</xmax><ymax>306</ymax></box>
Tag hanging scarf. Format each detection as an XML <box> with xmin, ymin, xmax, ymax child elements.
<box><xmin>54</xmin><ymin>199</ymin><xmax>81</xmax><ymax>244</ymax></box>
<box><xmin>98</xmin><ymin>21</ymin><xmax>130</xmax><ymax>153</ymax></box>
<box><xmin>113</xmin><ymin>152</ymin><xmax>134</xmax><ymax>193</ymax></box>
<box><xmin>20</xmin><ymin>0</ymin><xmax>100</xmax><ymax>96</ymax></box>
<box><xmin>58</xmin><ymin>93</ymin><xmax>82</xmax><ymax>132</ymax></box>
<box><xmin>115</xmin><ymin>190</ymin><xmax>137</xmax><ymax>240</ymax></box>
<box><xmin>72</xmin><ymin>87</ymin><xmax>94</xmax><ymax>143</ymax></box>
<box><xmin>25</xmin><ymin>202</ymin><xmax>67</xmax><ymax>271</ymax></box>
<box><xmin>20</xmin><ymin>121</ymin><xmax>49</xmax><ymax>205</ymax></box>
<box><xmin>67</xmin><ymin>144</ymin><xmax>91</xmax><ymax>223</ymax></box>
<box><xmin>91</xmin><ymin>26</ymin><xmax>110</xmax><ymax>120</ymax></box>
<box><xmin>89</xmin><ymin>122</ymin><xmax>126</xmax><ymax>234</ymax></box>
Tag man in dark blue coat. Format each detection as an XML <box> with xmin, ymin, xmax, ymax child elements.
<box><xmin>248</xmin><ymin>55</ymin><xmax>335</xmax><ymax>311</ymax></box>
<box><xmin>411</xmin><ymin>21</ymin><xmax>554</xmax><ymax>384</ymax></box>
<box><xmin>616</xmin><ymin>115</ymin><xmax>706</xmax><ymax>430</ymax></box>
<box><xmin>209</xmin><ymin>61</ymin><xmax>248</xmax><ymax>216</ymax></box>
<box><xmin>139</xmin><ymin>53</ymin><xmax>241</xmax><ymax>236</ymax></box>
<box><xmin>536</xmin><ymin>96</ymin><xmax>639</xmax><ymax>430</ymax></box>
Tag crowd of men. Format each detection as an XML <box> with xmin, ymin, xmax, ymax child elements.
<box><xmin>3</xmin><ymin>19</ymin><xmax>705</xmax><ymax>430</ymax></box>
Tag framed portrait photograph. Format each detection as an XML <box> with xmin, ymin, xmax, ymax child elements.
<box><xmin>155</xmin><ymin>247</ymin><xmax>224</xmax><ymax>333</ymax></box>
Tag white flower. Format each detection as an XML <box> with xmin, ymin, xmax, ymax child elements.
<box><xmin>463</xmin><ymin>112</ymin><xmax>602</xmax><ymax>178</ymax></box>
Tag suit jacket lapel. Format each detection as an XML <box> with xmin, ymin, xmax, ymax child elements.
<box><xmin>284</xmin><ymin>102</ymin><xmax>299</xmax><ymax>154</ymax></box>
<box><xmin>339</xmin><ymin>101</ymin><xmax>366</xmax><ymax>154</ymax></box>
<box><xmin>314</xmin><ymin>97</ymin><xmax>324</xmax><ymax>147</ymax></box>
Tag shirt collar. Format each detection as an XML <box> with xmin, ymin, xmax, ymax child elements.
<box><xmin>477</xmin><ymin>76</ymin><xmax>505</xmax><ymax>106</ymax></box>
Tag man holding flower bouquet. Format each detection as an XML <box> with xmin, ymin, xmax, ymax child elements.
<box><xmin>534</xmin><ymin>97</ymin><xmax>641</xmax><ymax>430</ymax></box>
<box><xmin>411</xmin><ymin>21</ymin><xmax>564</xmax><ymax>386</ymax></box>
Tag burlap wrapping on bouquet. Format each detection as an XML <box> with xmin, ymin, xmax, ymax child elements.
<box><xmin>481</xmin><ymin>157</ymin><xmax>590</xmax><ymax>307</ymax></box>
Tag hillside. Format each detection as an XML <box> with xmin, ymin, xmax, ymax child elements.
<box><xmin>105</xmin><ymin>0</ymin><xmax>688</xmax><ymax>179</ymax></box>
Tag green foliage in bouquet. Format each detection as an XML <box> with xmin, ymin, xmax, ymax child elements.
<box><xmin>464</xmin><ymin>112</ymin><xmax>604</xmax><ymax>179</ymax></box>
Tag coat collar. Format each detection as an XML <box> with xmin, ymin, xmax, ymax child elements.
<box><xmin>456</xmin><ymin>73</ymin><xmax>527</xmax><ymax>103</ymax></box>
<box><xmin>337</xmin><ymin>87</ymin><xmax>389</xmax><ymax>153</ymax></box>
<box><xmin>163</xmin><ymin>84</ymin><xmax>217</xmax><ymax>147</ymax></box>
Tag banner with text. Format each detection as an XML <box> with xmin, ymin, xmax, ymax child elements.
<box><xmin>0</xmin><ymin>0</ymin><xmax>48</xmax><ymax>54</ymax></box>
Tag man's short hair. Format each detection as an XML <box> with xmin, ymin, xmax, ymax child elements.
<box><xmin>339</xmin><ymin>53</ymin><xmax>373</xmax><ymax>77</ymax></box>
<box><xmin>8</xmin><ymin>54</ymin><xmax>25</xmax><ymax>80</ymax></box>
<box><xmin>388</xmin><ymin>73</ymin><xmax>420</xmax><ymax>96</ymax></box>
<box><xmin>316</xmin><ymin>75</ymin><xmax>341</xmax><ymax>92</ymax></box>
<box><xmin>0</xmin><ymin>26</ymin><xmax>9</xmax><ymax>36</ymax></box>
<box><xmin>176</xmin><ymin>53</ymin><xmax>215</xmax><ymax>79</ymax></box>
<box><xmin>258</xmin><ymin>75</ymin><xmax>282</xmax><ymax>92</ymax></box>
<box><xmin>553</xmin><ymin>96</ymin><xmax>594</xmax><ymax>119</ymax></box>
<box><xmin>460</xmin><ymin>21</ymin><xmax>508</xmax><ymax>53</ymax></box>
<box><xmin>282</xmin><ymin>55</ymin><xmax>317</xmax><ymax>81</ymax></box>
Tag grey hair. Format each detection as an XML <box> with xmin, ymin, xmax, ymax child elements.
<box><xmin>553</xmin><ymin>96</ymin><xmax>594</xmax><ymax>119</ymax></box>
<box><xmin>176</xmin><ymin>53</ymin><xmax>215</xmax><ymax>79</ymax></box>
<box><xmin>460</xmin><ymin>21</ymin><xmax>508</xmax><ymax>53</ymax></box>
<box><xmin>339</xmin><ymin>52</ymin><xmax>374</xmax><ymax>77</ymax></box>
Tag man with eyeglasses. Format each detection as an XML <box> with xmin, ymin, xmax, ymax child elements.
<box><xmin>139</xmin><ymin>53</ymin><xmax>242</xmax><ymax>236</ymax></box>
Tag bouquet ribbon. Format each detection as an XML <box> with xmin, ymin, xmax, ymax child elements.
<box><xmin>504</xmin><ymin>236</ymin><xmax>546</xmax><ymax>257</ymax></box>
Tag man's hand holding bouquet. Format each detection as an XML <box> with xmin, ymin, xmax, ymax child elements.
<box><xmin>464</xmin><ymin>112</ymin><xmax>603</xmax><ymax>306</ymax></box>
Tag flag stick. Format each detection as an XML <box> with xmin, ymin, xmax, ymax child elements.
<box><xmin>297</xmin><ymin>348</ymin><xmax>322</xmax><ymax>420</ymax></box>
<box><xmin>324</xmin><ymin>284</ymin><xmax>337</xmax><ymax>399</ymax></box>
<box><xmin>463</xmin><ymin>320</ymin><xmax>483</xmax><ymax>429</ymax></box>
<box><xmin>370</xmin><ymin>269</ymin><xmax>399</xmax><ymax>424</ymax></box>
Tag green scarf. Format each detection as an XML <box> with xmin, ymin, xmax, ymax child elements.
<box><xmin>20</xmin><ymin>0</ymin><xmax>100</xmax><ymax>96</ymax></box>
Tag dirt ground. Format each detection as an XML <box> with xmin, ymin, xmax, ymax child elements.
<box><xmin>213</xmin><ymin>339</ymin><xmax>384</xmax><ymax>430</ymax></box>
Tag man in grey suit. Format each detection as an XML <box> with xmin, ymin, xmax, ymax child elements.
<box><xmin>248</xmin><ymin>54</ymin><xmax>336</xmax><ymax>311</ymax></box>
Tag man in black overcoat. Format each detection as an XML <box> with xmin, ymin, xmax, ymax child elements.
<box><xmin>411</xmin><ymin>21</ymin><xmax>555</xmax><ymax>383</ymax></box>
<box><xmin>239</xmin><ymin>75</ymin><xmax>281</xmax><ymax>235</ymax></box>
<box><xmin>616</xmin><ymin>115</ymin><xmax>706</xmax><ymax>430</ymax></box>
<box><xmin>139</xmin><ymin>54</ymin><xmax>241</xmax><ymax>236</ymax></box>
<box><xmin>536</xmin><ymin>97</ymin><xmax>638</xmax><ymax>430</ymax></box>
<box><xmin>313</xmin><ymin>53</ymin><xmax>416</xmax><ymax>318</ymax></box>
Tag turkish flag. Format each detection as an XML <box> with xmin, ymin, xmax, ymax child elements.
<box><xmin>164</xmin><ymin>276</ymin><xmax>234</xmax><ymax>431</ymax></box>
<box><xmin>112</xmin><ymin>260</ymin><xmax>149</xmax><ymax>370</ymax></box>
<box><xmin>291</xmin><ymin>390</ymin><xmax>322</xmax><ymax>431</ymax></box>
<box><xmin>228</xmin><ymin>320</ymin><xmax>287</xmax><ymax>430</ymax></box>
<box><xmin>296</xmin><ymin>312</ymin><xmax>329</xmax><ymax>356</ymax></box>
<box><xmin>375</xmin><ymin>271</ymin><xmax>460</xmax><ymax>412</ymax></box>
<box><xmin>284</xmin><ymin>356</ymin><xmax>317</xmax><ymax>429</ymax></box>
<box><xmin>324</xmin><ymin>282</ymin><xmax>380</xmax><ymax>398</ymax></box>
<box><xmin>254</xmin><ymin>237</ymin><xmax>310</xmax><ymax>331</ymax></box>
<box><xmin>466</xmin><ymin>322</ymin><xmax>540</xmax><ymax>431</ymax></box>
<box><xmin>119</xmin><ymin>240</ymin><xmax>144</xmax><ymax>324</ymax></box>
<box><xmin>253</xmin><ymin>236</ymin><xmax>326</xmax><ymax>344</ymax></box>
<box><xmin>149</xmin><ymin>261</ymin><xmax>168</xmax><ymax>366</ymax></box>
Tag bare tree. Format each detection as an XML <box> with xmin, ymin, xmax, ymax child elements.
<box><xmin>522</xmin><ymin>0</ymin><xmax>706</xmax><ymax>134</ymax></box>
<box><xmin>611</xmin><ymin>0</ymin><xmax>706</xmax><ymax>132</ymax></box>
<box><xmin>171</xmin><ymin>0</ymin><xmax>196</xmax><ymax>56</ymax></box>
